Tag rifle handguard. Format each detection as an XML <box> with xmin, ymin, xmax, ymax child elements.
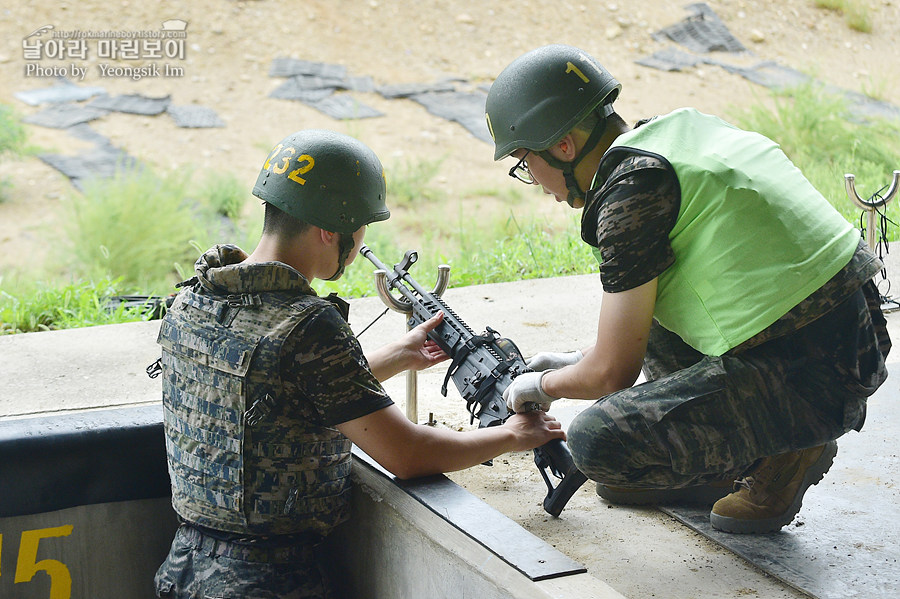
<box><xmin>361</xmin><ymin>245</ymin><xmax>589</xmax><ymax>516</ymax></box>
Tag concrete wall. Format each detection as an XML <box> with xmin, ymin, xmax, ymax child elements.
<box><xmin>0</xmin><ymin>404</ymin><xmax>621</xmax><ymax>599</ymax></box>
<box><xmin>0</xmin><ymin>499</ymin><xmax>178</xmax><ymax>599</ymax></box>
<box><xmin>0</xmin><ymin>405</ymin><xmax>176</xmax><ymax>599</ymax></box>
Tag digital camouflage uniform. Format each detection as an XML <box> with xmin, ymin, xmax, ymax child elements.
<box><xmin>568</xmin><ymin>114</ymin><xmax>891</xmax><ymax>487</ymax></box>
<box><xmin>154</xmin><ymin>245</ymin><xmax>393</xmax><ymax>599</ymax></box>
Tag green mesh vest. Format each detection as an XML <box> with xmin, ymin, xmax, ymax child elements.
<box><xmin>594</xmin><ymin>108</ymin><xmax>859</xmax><ymax>355</ymax></box>
<box><xmin>158</xmin><ymin>285</ymin><xmax>353</xmax><ymax>536</ymax></box>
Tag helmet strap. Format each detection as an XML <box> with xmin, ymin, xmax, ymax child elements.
<box><xmin>325</xmin><ymin>232</ymin><xmax>356</xmax><ymax>281</ymax></box>
<box><xmin>538</xmin><ymin>106</ymin><xmax>613</xmax><ymax>207</ymax></box>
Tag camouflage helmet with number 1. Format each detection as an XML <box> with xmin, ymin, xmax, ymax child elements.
<box><xmin>252</xmin><ymin>129</ymin><xmax>390</xmax><ymax>234</ymax></box>
<box><xmin>485</xmin><ymin>44</ymin><xmax>622</xmax><ymax>160</ymax></box>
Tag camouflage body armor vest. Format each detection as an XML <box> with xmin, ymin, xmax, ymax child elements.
<box><xmin>157</xmin><ymin>284</ymin><xmax>353</xmax><ymax>536</ymax></box>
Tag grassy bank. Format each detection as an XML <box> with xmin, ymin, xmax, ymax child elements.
<box><xmin>2</xmin><ymin>85</ymin><xmax>899</xmax><ymax>334</ymax></box>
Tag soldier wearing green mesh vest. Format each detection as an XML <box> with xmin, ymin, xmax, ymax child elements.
<box><xmin>489</xmin><ymin>45</ymin><xmax>891</xmax><ymax>534</ymax></box>
<box><xmin>153</xmin><ymin>129</ymin><xmax>565</xmax><ymax>599</ymax></box>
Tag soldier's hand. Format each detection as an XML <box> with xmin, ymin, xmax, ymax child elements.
<box><xmin>503</xmin><ymin>409</ymin><xmax>566</xmax><ymax>450</ymax></box>
<box><xmin>401</xmin><ymin>312</ymin><xmax>449</xmax><ymax>371</ymax></box>
<box><xmin>503</xmin><ymin>370</ymin><xmax>558</xmax><ymax>413</ymax></box>
<box><xmin>526</xmin><ymin>350</ymin><xmax>583</xmax><ymax>371</ymax></box>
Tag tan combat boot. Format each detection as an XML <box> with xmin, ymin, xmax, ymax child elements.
<box><xmin>710</xmin><ymin>441</ymin><xmax>838</xmax><ymax>533</ymax></box>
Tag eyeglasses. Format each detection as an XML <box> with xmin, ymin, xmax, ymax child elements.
<box><xmin>508</xmin><ymin>151</ymin><xmax>535</xmax><ymax>184</ymax></box>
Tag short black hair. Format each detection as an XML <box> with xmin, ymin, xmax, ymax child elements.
<box><xmin>262</xmin><ymin>202</ymin><xmax>311</xmax><ymax>238</ymax></box>
<box><xmin>574</xmin><ymin>109</ymin><xmax>625</xmax><ymax>136</ymax></box>
<box><xmin>573</xmin><ymin>110</ymin><xmax>601</xmax><ymax>135</ymax></box>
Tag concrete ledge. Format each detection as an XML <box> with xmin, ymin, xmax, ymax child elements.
<box><xmin>352</xmin><ymin>448</ymin><xmax>586</xmax><ymax>581</ymax></box>
<box><xmin>0</xmin><ymin>405</ymin><xmax>168</xmax><ymax>517</ymax></box>
<box><xmin>0</xmin><ymin>319</ymin><xmax>163</xmax><ymax>419</ymax></box>
<box><xmin>325</xmin><ymin>449</ymin><xmax>622</xmax><ymax>599</ymax></box>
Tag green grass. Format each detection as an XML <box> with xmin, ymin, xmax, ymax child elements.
<box><xmin>1</xmin><ymin>206</ymin><xmax>592</xmax><ymax>334</ymax></box>
<box><xmin>5</xmin><ymin>83</ymin><xmax>900</xmax><ymax>334</ymax></box>
<box><xmin>385</xmin><ymin>157</ymin><xmax>445</xmax><ymax>206</ymax></box>
<box><xmin>0</xmin><ymin>276</ymin><xmax>155</xmax><ymax>334</ymax></box>
<box><xmin>813</xmin><ymin>0</ymin><xmax>872</xmax><ymax>32</ymax></box>
<box><xmin>0</xmin><ymin>102</ymin><xmax>28</xmax><ymax>202</ymax></box>
<box><xmin>202</xmin><ymin>171</ymin><xmax>247</xmax><ymax>220</ymax></box>
<box><xmin>60</xmin><ymin>167</ymin><xmax>209</xmax><ymax>294</ymax></box>
<box><xmin>317</xmin><ymin>212</ymin><xmax>597</xmax><ymax>299</ymax></box>
<box><xmin>57</xmin><ymin>166</ymin><xmax>264</xmax><ymax>295</ymax></box>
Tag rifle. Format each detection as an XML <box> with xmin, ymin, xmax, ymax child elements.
<box><xmin>360</xmin><ymin>245</ymin><xmax>588</xmax><ymax>517</ymax></box>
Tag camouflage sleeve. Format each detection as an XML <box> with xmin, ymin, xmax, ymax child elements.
<box><xmin>582</xmin><ymin>153</ymin><xmax>680</xmax><ymax>293</ymax></box>
<box><xmin>281</xmin><ymin>304</ymin><xmax>394</xmax><ymax>427</ymax></box>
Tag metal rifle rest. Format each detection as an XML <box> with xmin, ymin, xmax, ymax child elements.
<box><xmin>846</xmin><ymin>170</ymin><xmax>900</xmax><ymax>311</ymax></box>
<box><xmin>370</xmin><ymin>256</ymin><xmax>450</xmax><ymax>423</ymax></box>
<box><xmin>845</xmin><ymin>170</ymin><xmax>900</xmax><ymax>251</ymax></box>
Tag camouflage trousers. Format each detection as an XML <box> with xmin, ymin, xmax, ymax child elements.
<box><xmin>568</xmin><ymin>282</ymin><xmax>890</xmax><ymax>488</ymax></box>
<box><xmin>154</xmin><ymin>524</ymin><xmax>334</xmax><ymax>599</ymax></box>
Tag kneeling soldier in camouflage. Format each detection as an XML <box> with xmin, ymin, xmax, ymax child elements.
<box><xmin>490</xmin><ymin>45</ymin><xmax>891</xmax><ymax>534</ymax></box>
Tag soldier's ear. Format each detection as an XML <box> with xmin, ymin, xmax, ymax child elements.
<box><xmin>557</xmin><ymin>134</ymin><xmax>577</xmax><ymax>160</ymax></box>
<box><xmin>319</xmin><ymin>228</ymin><xmax>338</xmax><ymax>246</ymax></box>
<box><xmin>547</xmin><ymin>134</ymin><xmax>578</xmax><ymax>162</ymax></box>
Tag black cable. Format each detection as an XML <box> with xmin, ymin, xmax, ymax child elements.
<box><xmin>355</xmin><ymin>307</ymin><xmax>390</xmax><ymax>337</ymax></box>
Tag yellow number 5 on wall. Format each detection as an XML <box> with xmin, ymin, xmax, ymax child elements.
<box><xmin>2</xmin><ymin>526</ymin><xmax>74</xmax><ymax>599</ymax></box>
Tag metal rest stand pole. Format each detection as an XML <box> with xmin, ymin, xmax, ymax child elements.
<box><xmin>845</xmin><ymin>170</ymin><xmax>899</xmax><ymax>251</ymax></box>
<box><xmin>371</xmin><ymin>263</ymin><xmax>450</xmax><ymax>423</ymax></box>
<box><xmin>846</xmin><ymin>170</ymin><xmax>900</xmax><ymax>312</ymax></box>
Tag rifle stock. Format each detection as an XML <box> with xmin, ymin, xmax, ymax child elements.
<box><xmin>534</xmin><ymin>440</ymin><xmax>589</xmax><ymax>517</ymax></box>
<box><xmin>360</xmin><ymin>244</ymin><xmax>588</xmax><ymax>516</ymax></box>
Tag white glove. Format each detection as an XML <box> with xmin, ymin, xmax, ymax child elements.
<box><xmin>526</xmin><ymin>350</ymin><xmax>583</xmax><ymax>372</ymax></box>
<box><xmin>503</xmin><ymin>370</ymin><xmax>558</xmax><ymax>413</ymax></box>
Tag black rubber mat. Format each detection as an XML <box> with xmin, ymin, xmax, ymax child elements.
<box><xmin>407</xmin><ymin>90</ymin><xmax>492</xmax><ymax>143</ymax></box>
<box><xmin>23</xmin><ymin>103</ymin><xmax>108</xmax><ymax>128</ymax></box>
<box><xmin>652</xmin><ymin>3</ymin><xmax>746</xmax><ymax>54</ymax></box>
<box><xmin>14</xmin><ymin>79</ymin><xmax>106</xmax><ymax>106</ymax></box>
<box><xmin>166</xmin><ymin>104</ymin><xmax>226</xmax><ymax>128</ymax></box>
<box><xmin>87</xmin><ymin>93</ymin><xmax>171</xmax><ymax>115</ymax></box>
<box><xmin>304</xmin><ymin>94</ymin><xmax>383</xmax><ymax>120</ymax></box>
<box><xmin>635</xmin><ymin>47</ymin><xmax>707</xmax><ymax>72</ymax></box>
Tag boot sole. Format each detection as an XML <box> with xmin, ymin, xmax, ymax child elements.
<box><xmin>709</xmin><ymin>440</ymin><xmax>838</xmax><ymax>534</ymax></box>
<box><xmin>597</xmin><ymin>482</ymin><xmax>732</xmax><ymax>506</ymax></box>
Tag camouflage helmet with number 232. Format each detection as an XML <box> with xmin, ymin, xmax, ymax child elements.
<box><xmin>252</xmin><ymin>129</ymin><xmax>390</xmax><ymax>234</ymax></box>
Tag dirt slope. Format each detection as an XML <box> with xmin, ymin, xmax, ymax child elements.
<box><xmin>1</xmin><ymin>0</ymin><xmax>898</xmax><ymax>276</ymax></box>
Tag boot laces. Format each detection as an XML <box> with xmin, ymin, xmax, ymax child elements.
<box><xmin>734</xmin><ymin>476</ymin><xmax>756</xmax><ymax>492</ymax></box>
<box><xmin>733</xmin><ymin>452</ymin><xmax>798</xmax><ymax>498</ymax></box>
